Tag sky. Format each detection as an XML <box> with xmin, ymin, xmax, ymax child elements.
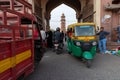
<box><xmin>50</xmin><ymin>4</ymin><xmax>77</xmax><ymax>30</ymax></box>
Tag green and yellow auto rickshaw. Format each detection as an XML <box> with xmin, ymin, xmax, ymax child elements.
<box><xmin>67</xmin><ymin>23</ymin><xmax>97</xmax><ymax>68</ymax></box>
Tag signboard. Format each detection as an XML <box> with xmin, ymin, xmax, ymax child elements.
<box><xmin>102</xmin><ymin>14</ymin><xmax>111</xmax><ymax>23</ymax></box>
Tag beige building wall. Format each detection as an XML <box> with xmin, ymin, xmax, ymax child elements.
<box><xmin>31</xmin><ymin>0</ymin><xmax>35</xmax><ymax>12</ymax></box>
<box><xmin>26</xmin><ymin>0</ymin><xmax>32</xmax><ymax>4</ymax></box>
<box><xmin>41</xmin><ymin>0</ymin><xmax>49</xmax><ymax>31</ymax></box>
<box><xmin>94</xmin><ymin>0</ymin><xmax>101</xmax><ymax>28</ymax></box>
<box><xmin>41</xmin><ymin>0</ymin><xmax>47</xmax><ymax>19</ymax></box>
<box><xmin>80</xmin><ymin>0</ymin><xmax>86</xmax><ymax>12</ymax></box>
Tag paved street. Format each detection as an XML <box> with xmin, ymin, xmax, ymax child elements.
<box><xmin>26</xmin><ymin>49</ymin><xmax>120</xmax><ymax>80</ymax></box>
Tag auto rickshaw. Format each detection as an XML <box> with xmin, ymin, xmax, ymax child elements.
<box><xmin>67</xmin><ymin>23</ymin><xmax>97</xmax><ymax>68</ymax></box>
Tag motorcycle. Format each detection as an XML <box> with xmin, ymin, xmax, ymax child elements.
<box><xmin>54</xmin><ymin>40</ymin><xmax>63</xmax><ymax>54</ymax></box>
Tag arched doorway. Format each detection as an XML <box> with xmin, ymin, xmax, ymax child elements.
<box><xmin>33</xmin><ymin>0</ymin><xmax>95</xmax><ymax>31</ymax></box>
<box><xmin>45</xmin><ymin>0</ymin><xmax>81</xmax><ymax>30</ymax></box>
<box><xmin>50</xmin><ymin>4</ymin><xmax>77</xmax><ymax>31</ymax></box>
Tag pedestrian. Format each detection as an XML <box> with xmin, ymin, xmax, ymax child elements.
<box><xmin>40</xmin><ymin>27</ymin><xmax>46</xmax><ymax>48</ymax></box>
<box><xmin>117</xmin><ymin>25</ymin><xmax>120</xmax><ymax>43</ymax></box>
<box><xmin>60</xmin><ymin>31</ymin><xmax>64</xmax><ymax>47</ymax></box>
<box><xmin>97</xmin><ymin>27</ymin><xmax>110</xmax><ymax>54</ymax></box>
<box><xmin>117</xmin><ymin>34</ymin><xmax>120</xmax><ymax>43</ymax></box>
<box><xmin>64</xmin><ymin>33</ymin><xmax>67</xmax><ymax>42</ymax></box>
<box><xmin>46</xmin><ymin>30</ymin><xmax>53</xmax><ymax>48</ymax></box>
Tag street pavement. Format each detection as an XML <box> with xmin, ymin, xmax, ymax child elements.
<box><xmin>26</xmin><ymin>49</ymin><xmax>120</xmax><ymax>80</ymax></box>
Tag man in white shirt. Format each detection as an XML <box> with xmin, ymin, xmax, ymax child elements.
<box><xmin>40</xmin><ymin>27</ymin><xmax>46</xmax><ymax>49</ymax></box>
<box><xmin>40</xmin><ymin>27</ymin><xmax>46</xmax><ymax>41</ymax></box>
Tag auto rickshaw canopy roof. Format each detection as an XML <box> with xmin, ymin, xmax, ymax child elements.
<box><xmin>67</xmin><ymin>23</ymin><xmax>96</xmax><ymax>29</ymax></box>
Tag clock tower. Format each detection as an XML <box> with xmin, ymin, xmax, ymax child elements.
<box><xmin>61</xmin><ymin>13</ymin><xmax>66</xmax><ymax>33</ymax></box>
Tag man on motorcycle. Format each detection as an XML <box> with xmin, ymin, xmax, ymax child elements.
<box><xmin>54</xmin><ymin>27</ymin><xmax>61</xmax><ymax>42</ymax></box>
<box><xmin>53</xmin><ymin>27</ymin><xmax>63</xmax><ymax>54</ymax></box>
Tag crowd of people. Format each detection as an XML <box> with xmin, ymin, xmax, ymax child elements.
<box><xmin>40</xmin><ymin>27</ymin><xmax>65</xmax><ymax>50</ymax></box>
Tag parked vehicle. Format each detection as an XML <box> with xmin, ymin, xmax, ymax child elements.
<box><xmin>0</xmin><ymin>0</ymin><xmax>44</xmax><ymax>80</ymax></box>
<box><xmin>33</xmin><ymin>24</ymin><xmax>44</xmax><ymax>62</ymax></box>
<box><xmin>67</xmin><ymin>23</ymin><xmax>97</xmax><ymax>68</ymax></box>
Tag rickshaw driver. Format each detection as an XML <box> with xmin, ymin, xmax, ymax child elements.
<box><xmin>67</xmin><ymin>28</ymin><xmax>72</xmax><ymax>38</ymax></box>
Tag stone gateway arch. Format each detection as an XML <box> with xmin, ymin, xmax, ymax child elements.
<box><xmin>33</xmin><ymin>0</ymin><xmax>95</xmax><ymax>31</ymax></box>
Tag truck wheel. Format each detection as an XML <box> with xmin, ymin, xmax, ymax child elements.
<box><xmin>86</xmin><ymin>60</ymin><xmax>92</xmax><ymax>68</ymax></box>
<box><xmin>17</xmin><ymin>74</ymin><xmax>24</xmax><ymax>80</ymax></box>
<box><xmin>34</xmin><ymin>48</ymin><xmax>44</xmax><ymax>62</ymax></box>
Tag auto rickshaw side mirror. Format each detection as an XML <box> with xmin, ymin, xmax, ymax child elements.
<box><xmin>72</xmin><ymin>28</ymin><xmax>75</xmax><ymax>36</ymax></box>
<box><xmin>72</xmin><ymin>33</ymin><xmax>75</xmax><ymax>37</ymax></box>
<box><xmin>97</xmin><ymin>26</ymin><xmax>100</xmax><ymax>31</ymax></box>
<box><xmin>97</xmin><ymin>26</ymin><xmax>99</xmax><ymax>30</ymax></box>
<box><xmin>95</xmin><ymin>30</ymin><xmax>98</xmax><ymax>34</ymax></box>
<box><xmin>95</xmin><ymin>26</ymin><xmax>100</xmax><ymax>34</ymax></box>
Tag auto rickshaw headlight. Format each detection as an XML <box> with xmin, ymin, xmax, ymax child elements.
<box><xmin>92</xmin><ymin>42</ymin><xmax>97</xmax><ymax>46</ymax></box>
<box><xmin>76</xmin><ymin>42</ymin><xmax>81</xmax><ymax>46</ymax></box>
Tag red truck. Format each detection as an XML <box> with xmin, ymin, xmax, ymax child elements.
<box><xmin>0</xmin><ymin>0</ymin><xmax>44</xmax><ymax>80</ymax></box>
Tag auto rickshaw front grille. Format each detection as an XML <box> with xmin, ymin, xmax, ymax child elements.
<box><xmin>81</xmin><ymin>43</ymin><xmax>92</xmax><ymax>51</ymax></box>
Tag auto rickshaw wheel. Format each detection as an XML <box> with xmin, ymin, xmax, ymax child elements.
<box><xmin>86</xmin><ymin>59</ymin><xmax>92</xmax><ymax>68</ymax></box>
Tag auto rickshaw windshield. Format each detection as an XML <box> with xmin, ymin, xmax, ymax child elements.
<box><xmin>74</xmin><ymin>26</ymin><xmax>95</xmax><ymax>36</ymax></box>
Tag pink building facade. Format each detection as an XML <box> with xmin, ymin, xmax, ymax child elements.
<box><xmin>100</xmin><ymin>0</ymin><xmax>120</xmax><ymax>49</ymax></box>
